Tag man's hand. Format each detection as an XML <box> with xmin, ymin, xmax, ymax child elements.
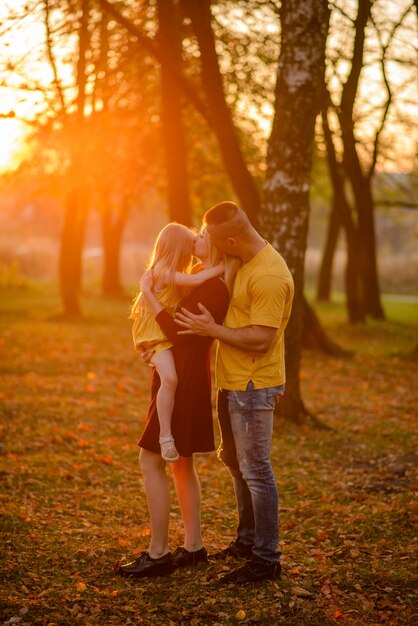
<box><xmin>175</xmin><ymin>303</ymin><xmax>217</xmax><ymax>336</ymax></box>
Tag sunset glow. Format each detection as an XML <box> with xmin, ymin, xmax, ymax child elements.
<box><xmin>0</xmin><ymin>115</ymin><xmax>28</xmax><ymax>171</ymax></box>
<box><xmin>0</xmin><ymin>0</ymin><xmax>416</xmax><ymax>174</ymax></box>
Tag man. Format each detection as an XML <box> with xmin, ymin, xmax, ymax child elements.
<box><xmin>175</xmin><ymin>201</ymin><xmax>294</xmax><ymax>584</ymax></box>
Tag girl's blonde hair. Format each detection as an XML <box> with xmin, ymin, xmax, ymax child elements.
<box><xmin>130</xmin><ymin>222</ymin><xmax>195</xmax><ymax>318</ymax></box>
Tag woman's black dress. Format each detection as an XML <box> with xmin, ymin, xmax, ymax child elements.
<box><xmin>138</xmin><ymin>277</ymin><xmax>229</xmax><ymax>457</ymax></box>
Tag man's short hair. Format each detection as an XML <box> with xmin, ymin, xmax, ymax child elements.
<box><xmin>203</xmin><ymin>201</ymin><xmax>250</xmax><ymax>239</ymax></box>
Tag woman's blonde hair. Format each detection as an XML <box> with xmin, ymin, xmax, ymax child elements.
<box><xmin>130</xmin><ymin>222</ymin><xmax>195</xmax><ymax>318</ymax></box>
<box><xmin>198</xmin><ymin>225</ymin><xmax>241</xmax><ymax>294</ymax></box>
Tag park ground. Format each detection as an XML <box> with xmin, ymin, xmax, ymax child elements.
<box><xmin>0</xmin><ymin>283</ymin><xmax>417</xmax><ymax>625</ymax></box>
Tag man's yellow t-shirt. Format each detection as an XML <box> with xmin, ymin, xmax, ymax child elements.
<box><xmin>216</xmin><ymin>243</ymin><xmax>294</xmax><ymax>391</ymax></box>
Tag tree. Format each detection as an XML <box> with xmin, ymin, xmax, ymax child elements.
<box><xmin>337</xmin><ymin>0</ymin><xmax>384</xmax><ymax>319</ymax></box>
<box><xmin>41</xmin><ymin>1</ymin><xmax>163</xmax><ymax>301</ymax></box>
<box><xmin>318</xmin><ymin>0</ymin><xmax>416</xmax><ymax>320</ymax></box>
<box><xmin>157</xmin><ymin>0</ymin><xmax>191</xmax><ymax>225</ymax></box>
<box><xmin>58</xmin><ymin>0</ymin><xmax>90</xmax><ymax>317</ymax></box>
<box><xmin>321</xmin><ymin>102</ymin><xmax>365</xmax><ymax>322</ymax></box>
<box><xmin>261</xmin><ymin>0</ymin><xmax>330</xmax><ymax>423</ymax></box>
<box><xmin>180</xmin><ymin>0</ymin><xmax>261</xmax><ymax>224</ymax></box>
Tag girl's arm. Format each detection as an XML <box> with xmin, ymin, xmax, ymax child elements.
<box><xmin>140</xmin><ymin>270</ymin><xmax>164</xmax><ymax>317</ymax></box>
<box><xmin>139</xmin><ymin>265</ymin><xmax>221</xmax><ymax>317</ymax></box>
<box><xmin>172</xmin><ymin>262</ymin><xmax>224</xmax><ymax>288</ymax></box>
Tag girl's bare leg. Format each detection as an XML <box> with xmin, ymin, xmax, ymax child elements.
<box><xmin>151</xmin><ymin>350</ymin><xmax>178</xmax><ymax>461</ymax></box>
<box><xmin>139</xmin><ymin>449</ymin><xmax>171</xmax><ymax>558</ymax></box>
<box><xmin>171</xmin><ymin>456</ymin><xmax>204</xmax><ymax>552</ymax></box>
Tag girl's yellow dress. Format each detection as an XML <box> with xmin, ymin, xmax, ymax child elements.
<box><xmin>132</xmin><ymin>287</ymin><xmax>177</xmax><ymax>356</ymax></box>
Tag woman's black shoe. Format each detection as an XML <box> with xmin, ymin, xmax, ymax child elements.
<box><xmin>172</xmin><ymin>546</ymin><xmax>208</xmax><ymax>568</ymax></box>
<box><xmin>118</xmin><ymin>551</ymin><xmax>174</xmax><ymax>578</ymax></box>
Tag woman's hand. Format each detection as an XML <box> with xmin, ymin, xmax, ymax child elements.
<box><xmin>139</xmin><ymin>346</ymin><xmax>156</xmax><ymax>365</ymax></box>
<box><xmin>140</xmin><ymin>269</ymin><xmax>154</xmax><ymax>294</ymax></box>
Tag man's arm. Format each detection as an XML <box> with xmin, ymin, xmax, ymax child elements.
<box><xmin>175</xmin><ymin>303</ymin><xmax>277</xmax><ymax>354</ymax></box>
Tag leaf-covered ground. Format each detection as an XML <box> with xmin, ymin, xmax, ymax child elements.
<box><xmin>1</xmin><ymin>284</ymin><xmax>417</xmax><ymax>625</ymax></box>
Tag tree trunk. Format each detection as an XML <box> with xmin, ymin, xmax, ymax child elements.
<box><xmin>340</xmin><ymin>130</ymin><xmax>385</xmax><ymax>319</ymax></box>
<box><xmin>101</xmin><ymin>197</ymin><xmax>128</xmax><ymax>296</ymax></box>
<box><xmin>357</xmin><ymin>181</ymin><xmax>385</xmax><ymax>318</ymax></box>
<box><xmin>94</xmin><ymin>10</ymin><xmax>130</xmax><ymax>296</ymax></box>
<box><xmin>322</xmin><ymin>105</ymin><xmax>365</xmax><ymax>322</ymax></box>
<box><xmin>261</xmin><ymin>0</ymin><xmax>330</xmax><ymax>423</ymax></box>
<box><xmin>59</xmin><ymin>186</ymin><xmax>88</xmax><ymax>316</ymax></box>
<box><xmin>181</xmin><ymin>0</ymin><xmax>260</xmax><ymax>225</ymax></box>
<box><xmin>317</xmin><ymin>200</ymin><xmax>340</xmax><ymax>301</ymax></box>
<box><xmin>337</xmin><ymin>0</ymin><xmax>385</xmax><ymax>320</ymax></box>
<box><xmin>157</xmin><ymin>0</ymin><xmax>191</xmax><ymax>225</ymax></box>
<box><xmin>58</xmin><ymin>0</ymin><xmax>90</xmax><ymax>317</ymax></box>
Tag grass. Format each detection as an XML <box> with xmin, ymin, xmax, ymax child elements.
<box><xmin>1</xmin><ymin>283</ymin><xmax>417</xmax><ymax>625</ymax></box>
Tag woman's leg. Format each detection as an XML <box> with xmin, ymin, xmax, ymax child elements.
<box><xmin>139</xmin><ymin>448</ymin><xmax>171</xmax><ymax>558</ymax></box>
<box><xmin>151</xmin><ymin>350</ymin><xmax>178</xmax><ymax>461</ymax></box>
<box><xmin>171</xmin><ymin>456</ymin><xmax>203</xmax><ymax>552</ymax></box>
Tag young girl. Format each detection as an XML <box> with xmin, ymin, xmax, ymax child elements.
<box><xmin>130</xmin><ymin>223</ymin><xmax>224</xmax><ymax>462</ymax></box>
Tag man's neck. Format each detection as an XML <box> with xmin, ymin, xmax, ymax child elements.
<box><xmin>239</xmin><ymin>232</ymin><xmax>267</xmax><ymax>264</ymax></box>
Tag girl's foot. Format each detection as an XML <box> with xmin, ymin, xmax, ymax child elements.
<box><xmin>159</xmin><ymin>436</ymin><xmax>179</xmax><ymax>462</ymax></box>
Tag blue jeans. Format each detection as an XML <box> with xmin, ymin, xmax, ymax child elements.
<box><xmin>217</xmin><ymin>381</ymin><xmax>285</xmax><ymax>564</ymax></box>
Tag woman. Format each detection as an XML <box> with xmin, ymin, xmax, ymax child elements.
<box><xmin>118</xmin><ymin>227</ymin><xmax>237</xmax><ymax>578</ymax></box>
<box><xmin>130</xmin><ymin>222</ymin><xmax>224</xmax><ymax>462</ymax></box>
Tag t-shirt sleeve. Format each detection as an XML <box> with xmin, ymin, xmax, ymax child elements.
<box><xmin>249</xmin><ymin>274</ymin><xmax>291</xmax><ymax>328</ymax></box>
<box><xmin>156</xmin><ymin>278</ymin><xmax>230</xmax><ymax>345</ymax></box>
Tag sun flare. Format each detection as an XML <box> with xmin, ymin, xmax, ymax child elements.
<box><xmin>0</xmin><ymin>117</ymin><xmax>28</xmax><ymax>172</ymax></box>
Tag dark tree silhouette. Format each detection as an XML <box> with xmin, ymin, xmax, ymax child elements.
<box><xmin>58</xmin><ymin>0</ymin><xmax>90</xmax><ymax>316</ymax></box>
<box><xmin>157</xmin><ymin>0</ymin><xmax>191</xmax><ymax>225</ymax></box>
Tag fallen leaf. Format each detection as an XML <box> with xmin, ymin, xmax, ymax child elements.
<box><xmin>291</xmin><ymin>586</ymin><xmax>312</xmax><ymax>598</ymax></box>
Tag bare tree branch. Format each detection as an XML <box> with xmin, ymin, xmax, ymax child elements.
<box><xmin>375</xmin><ymin>200</ymin><xmax>418</xmax><ymax>209</ymax></box>
<box><xmin>340</xmin><ymin>0</ymin><xmax>371</xmax><ymax>118</ymax></box>
<box><xmin>98</xmin><ymin>0</ymin><xmax>212</xmax><ymax>125</ymax></box>
<box><xmin>265</xmin><ymin>0</ymin><xmax>280</xmax><ymax>15</ymax></box>
<box><xmin>43</xmin><ymin>0</ymin><xmax>67</xmax><ymax>115</ymax></box>
<box><xmin>368</xmin><ymin>1</ymin><xmax>415</xmax><ymax>178</ymax></box>
<box><xmin>329</xmin><ymin>2</ymin><xmax>355</xmax><ymax>24</ymax></box>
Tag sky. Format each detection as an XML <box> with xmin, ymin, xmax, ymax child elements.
<box><xmin>0</xmin><ymin>0</ymin><xmax>417</xmax><ymax>174</ymax></box>
<box><xmin>0</xmin><ymin>2</ymin><xmax>47</xmax><ymax>170</ymax></box>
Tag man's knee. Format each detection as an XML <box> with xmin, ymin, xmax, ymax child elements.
<box><xmin>240</xmin><ymin>456</ymin><xmax>276</xmax><ymax>487</ymax></box>
<box><xmin>217</xmin><ymin>444</ymin><xmax>240</xmax><ymax>476</ymax></box>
